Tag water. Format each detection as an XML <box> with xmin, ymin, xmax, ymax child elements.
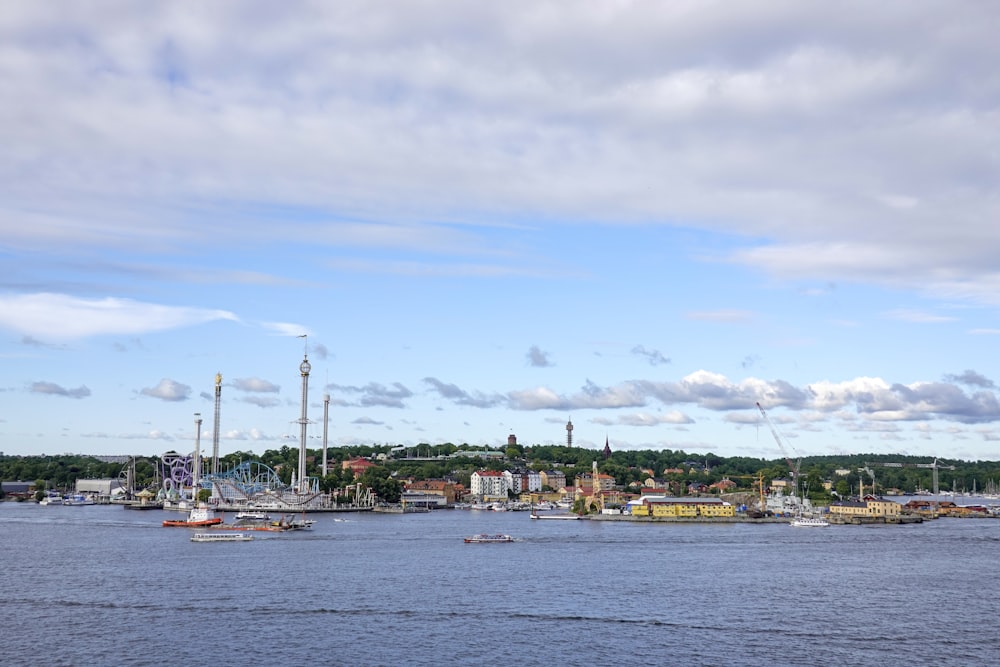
<box><xmin>2</xmin><ymin>503</ymin><xmax>997</xmax><ymax>666</ymax></box>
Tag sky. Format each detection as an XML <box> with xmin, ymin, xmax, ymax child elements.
<box><xmin>2</xmin><ymin>2</ymin><xmax>1000</xmax><ymax>462</ymax></box>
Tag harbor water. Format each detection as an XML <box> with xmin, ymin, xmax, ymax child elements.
<box><xmin>2</xmin><ymin>502</ymin><xmax>998</xmax><ymax>666</ymax></box>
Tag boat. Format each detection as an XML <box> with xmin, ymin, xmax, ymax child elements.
<box><xmin>269</xmin><ymin>514</ymin><xmax>315</xmax><ymax>531</ymax></box>
<box><xmin>163</xmin><ymin>502</ymin><xmax>224</xmax><ymax>527</ymax></box>
<box><xmin>530</xmin><ymin>512</ymin><xmax>581</xmax><ymax>520</ymax></box>
<box><xmin>64</xmin><ymin>493</ymin><xmax>96</xmax><ymax>506</ymax></box>
<box><xmin>790</xmin><ymin>516</ymin><xmax>830</xmax><ymax>527</ymax></box>
<box><xmin>39</xmin><ymin>493</ymin><xmax>64</xmax><ymax>506</ymax></box>
<box><xmin>464</xmin><ymin>533</ymin><xmax>515</xmax><ymax>543</ymax></box>
<box><xmin>234</xmin><ymin>511</ymin><xmax>271</xmax><ymax>522</ymax></box>
<box><xmin>191</xmin><ymin>532</ymin><xmax>253</xmax><ymax>542</ymax></box>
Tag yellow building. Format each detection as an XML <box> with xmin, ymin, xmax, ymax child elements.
<box><xmin>628</xmin><ymin>495</ymin><xmax>735</xmax><ymax>518</ymax></box>
<box><xmin>829</xmin><ymin>498</ymin><xmax>901</xmax><ymax>519</ymax></box>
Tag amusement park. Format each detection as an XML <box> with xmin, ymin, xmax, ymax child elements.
<box><xmin>117</xmin><ymin>353</ymin><xmax>377</xmax><ymax>513</ymax></box>
<box><xmin>118</xmin><ymin>453</ymin><xmax>375</xmax><ymax>512</ymax></box>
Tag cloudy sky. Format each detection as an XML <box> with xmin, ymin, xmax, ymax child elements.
<box><xmin>3</xmin><ymin>1</ymin><xmax>1000</xmax><ymax>461</ymax></box>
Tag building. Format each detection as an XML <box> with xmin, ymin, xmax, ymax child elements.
<box><xmin>400</xmin><ymin>492</ymin><xmax>447</xmax><ymax>508</ymax></box>
<box><xmin>406</xmin><ymin>479</ymin><xmax>457</xmax><ymax>505</ymax></box>
<box><xmin>75</xmin><ymin>478</ymin><xmax>119</xmax><ymax>497</ymax></box>
<box><xmin>502</xmin><ymin>469</ymin><xmax>541</xmax><ymax>494</ymax></box>
<box><xmin>470</xmin><ymin>470</ymin><xmax>508</xmax><ymax>500</ymax></box>
<box><xmin>342</xmin><ymin>458</ymin><xmax>377</xmax><ymax>478</ymax></box>
<box><xmin>626</xmin><ymin>495</ymin><xmax>736</xmax><ymax>518</ymax></box>
<box><xmin>829</xmin><ymin>497</ymin><xmax>902</xmax><ymax>520</ymax></box>
<box><xmin>1</xmin><ymin>481</ymin><xmax>35</xmax><ymax>498</ymax></box>
<box><xmin>574</xmin><ymin>472</ymin><xmax>615</xmax><ymax>494</ymax></box>
<box><xmin>708</xmin><ymin>478</ymin><xmax>737</xmax><ymax>493</ymax></box>
<box><xmin>539</xmin><ymin>470</ymin><xmax>566</xmax><ymax>492</ymax></box>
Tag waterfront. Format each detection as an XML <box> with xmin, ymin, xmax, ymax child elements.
<box><xmin>2</xmin><ymin>502</ymin><xmax>998</xmax><ymax>666</ymax></box>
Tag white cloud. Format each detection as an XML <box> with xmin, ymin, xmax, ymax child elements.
<box><xmin>140</xmin><ymin>378</ymin><xmax>191</xmax><ymax>402</ymax></box>
<box><xmin>0</xmin><ymin>293</ymin><xmax>238</xmax><ymax>340</ymax></box>
<box><xmin>232</xmin><ymin>377</ymin><xmax>281</xmax><ymax>393</ymax></box>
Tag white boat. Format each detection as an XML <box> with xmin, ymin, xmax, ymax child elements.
<box><xmin>191</xmin><ymin>532</ymin><xmax>253</xmax><ymax>542</ymax></box>
<box><xmin>39</xmin><ymin>493</ymin><xmax>64</xmax><ymax>506</ymax></box>
<box><xmin>234</xmin><ymin>511</ymin><xmax>271</xmax><ymax>522</ymax></box>
<box><xmin>791</xmin><ymin>516</ymin><xmax>830</xmax><ymax>527</ymax></box>
<box><xmin>530</xmin><ymin>512</ymin><xmax>581</xmax><ymax>520</ymax></box>
<box><xmin>464</xmin><ymin>533</ymin><xmax>515</xmax><ymax>543</ymax></box>
<box><xmin>64</xmin><ymin>494</ymin><xmax>96</xmax><ymax>506</ymax></box>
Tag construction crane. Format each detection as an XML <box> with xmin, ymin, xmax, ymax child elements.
<box><xmin>864</xmin><ymin>459</ymin><xmax>956</xmax><ymax>495</ymax></box>
<box><xmin>755</xmin><ymin>402</ymin><xmax>802</xmax><ymax>497</ymax></box>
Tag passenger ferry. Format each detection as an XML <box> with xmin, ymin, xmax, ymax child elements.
<box><xmin>191</xmin><ymin>532</ymin><xmax>253</xmax><ymax>542</ymax></box>
<box><xmin>463</xmin><ymin>533</ymin><xmax>515</xmax><ymax>543</ymax></box>
<box><xmin>790</xmin><ymin>516</ymin><xmax>830</xmax><ymax>527</ymax></box>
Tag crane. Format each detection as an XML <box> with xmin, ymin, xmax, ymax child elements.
<box><xmin>755</xmin><ymin>402</ymin><xmax>802</xmax><ymax>498</ymax></box>
<box><xmin>864</xmin><ymin>459</ymin><xmax>956</xmax><ymax>495</ymax></box>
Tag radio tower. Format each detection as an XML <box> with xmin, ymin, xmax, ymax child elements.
<box><xmin>211</xmin><ymin>373</ymin><xmax>222</xmax><ymax>474</ymax></box>
<box><xmin>566</xmin><ymin>417</ymin><xmax>573</xmax><ymax>447</ymax></box>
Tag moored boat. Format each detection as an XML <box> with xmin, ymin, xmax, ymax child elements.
<box><xmin>464</xmin><ymin>533</ymin><xmax>515</xmax><ymax>543</ymax></box>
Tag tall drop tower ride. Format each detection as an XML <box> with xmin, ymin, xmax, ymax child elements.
<box><xmin>298</xmin><ymin>341</ymin><xmax>311</xmax><ymax>494</ymax></box>
<box><xmin>212</xmin><ymin>373</ymin><xmax>222</xmax><ymax>475</ymax></box>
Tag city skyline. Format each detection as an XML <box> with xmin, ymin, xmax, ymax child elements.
<box><xmin>3</xmin><ymin>3</ymin><xmax>1000</xmax><ymax>461</ymax></box>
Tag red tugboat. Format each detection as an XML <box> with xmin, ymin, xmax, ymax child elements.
<box><xmin>163</xmin><ymin>502</ymin><xmax>223</xmax><ymax>527</ymax></box>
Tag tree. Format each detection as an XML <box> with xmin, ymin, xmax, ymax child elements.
<box><xmin>359</xmin><ymin>466</ymin><xmax>403</xmax><ymax>504</ymax></box>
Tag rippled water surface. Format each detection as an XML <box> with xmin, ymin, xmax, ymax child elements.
<box><xmin>2</xmin><ymin>503</ymin><xmax>998</xmax><ymax>666</ymax></box>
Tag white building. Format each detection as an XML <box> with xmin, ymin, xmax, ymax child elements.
<box><xmin>526</xmin><ymin>469</ymin><xmax>542</xmax><ymax>492</ymax></box>
<box><xmin>471</xmin><ymin>470</ymin><xmax>509</xmax><ymax>499</ymax></box>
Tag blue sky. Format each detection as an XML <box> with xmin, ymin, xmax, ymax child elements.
<box><xmin>3</xmin><ymin>2</ymin><xmax>1000</xmax><ymax>461</ymax></box>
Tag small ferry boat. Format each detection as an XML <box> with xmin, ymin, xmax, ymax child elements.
<box><xmin>163</xmin><ymin>502</ymin><xmax>224</xmax><ymax>528</ymax></box>
<box><xmin>464</xmin><ymin>533</ymin><xmax>515</xmax><ymax>543</ymax></box>
<box><xmin>790</xmin><ymin>516</ymin><xmax>830</xmax><ymax>527</ymax></box>
<box><xmin>191</xmin><ymin>532</ymin><xmax>253</xmax><ymax>542</ymax></box>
